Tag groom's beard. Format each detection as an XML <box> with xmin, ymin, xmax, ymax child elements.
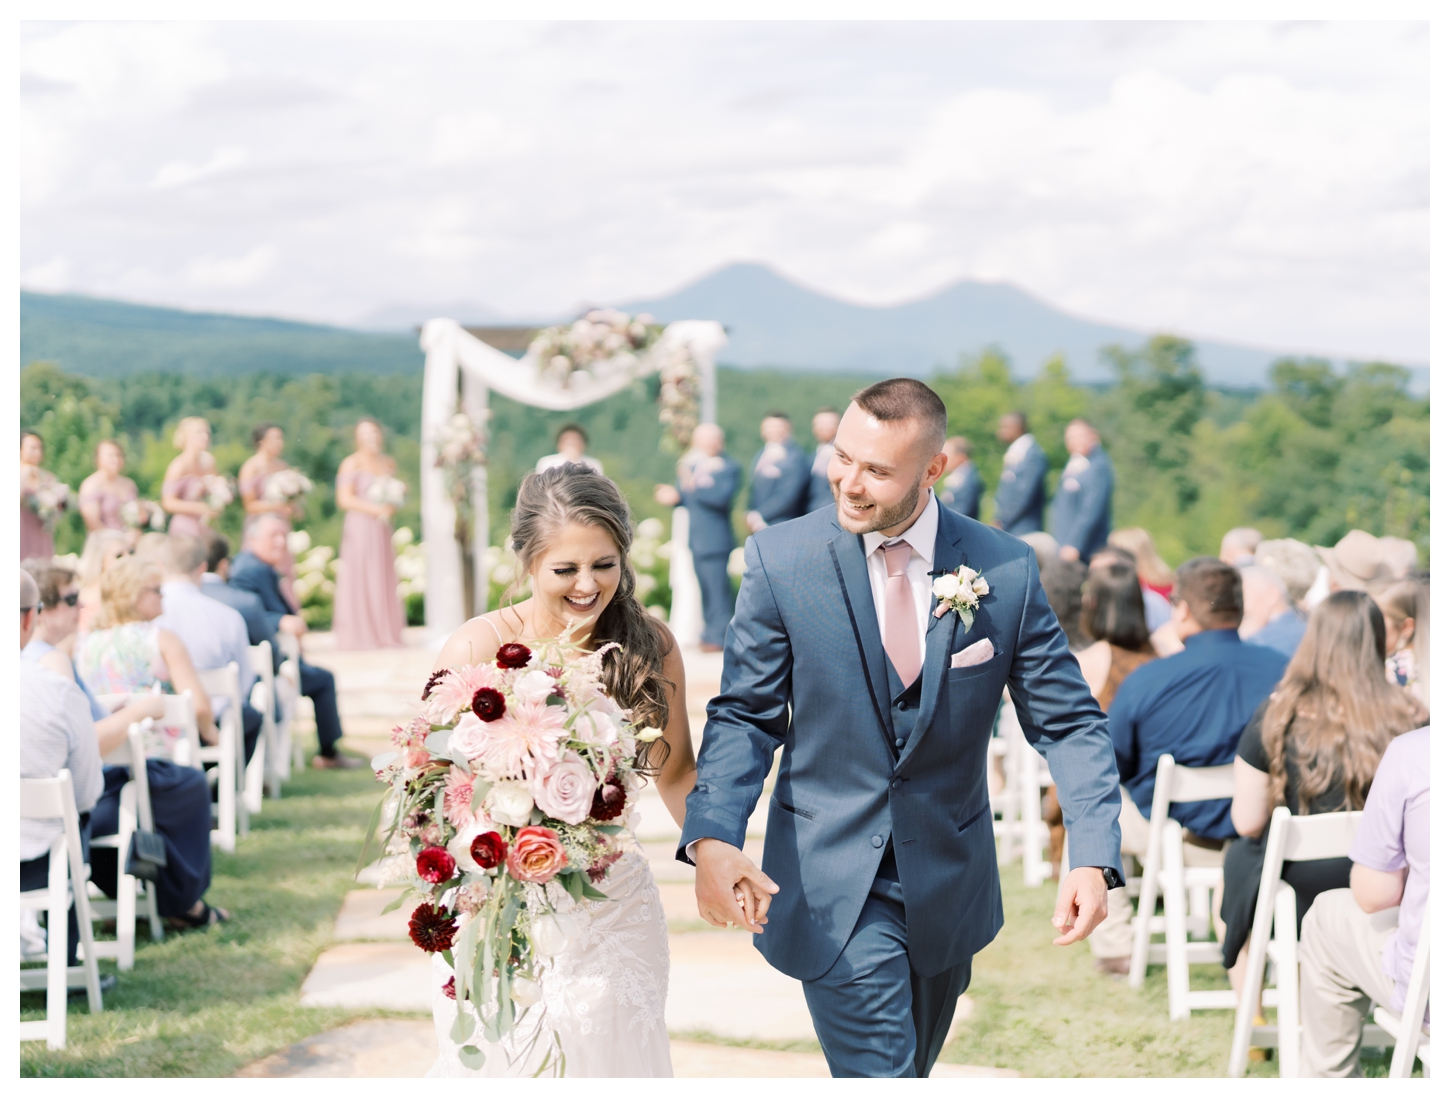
<box><xmin>832</xmin><ymin>479</ymin><xmax>923</xmax><ymax>534</ymax></box>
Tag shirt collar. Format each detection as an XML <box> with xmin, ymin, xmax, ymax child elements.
<box><xmin>1004</xmin><ymin>433</ymin><xmax>1035</xmax><ymax>465</ymax></box>
<box><xmin>200</xmin><ymin>573</ymin><xmax>222</xmax><ymax>584</ymax></box>
<box><xmin>1182</xmin><ymin>628</ymin><xmax>1242</xmax><ymax>648</ymax></box>
<box><xmin>863</xmin><ymin>492</ymin><xmax>939</xmax><ymax>568</ymax></box>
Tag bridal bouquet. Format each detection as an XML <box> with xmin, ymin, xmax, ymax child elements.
<box><xmin>202</xmin><ymin>474</ymin><xmax>234</xmax><ymax>512</ymax></box>
<box><xmin>366</xmin><ymin>475</ymin><xmax>408</xmax><ymax>509</ymax></box>
<box><xmin>262</xmin><ymin>468</ymin><xmax>314</xmax><ymax>502</ymax></box>
<box><xmin>121</xmin><ymin>498</ymin><xmax>167</xmax><ymax>532</ymax></box>
<box><xmin>27</xmin><ymin>478</ymin><xmax>71</xmax><ymax>526</ymax></box>
<box><xmin>368</xmin><ymin>636</ymin><xmax>657</xmax><ymax>1074</ymax></box>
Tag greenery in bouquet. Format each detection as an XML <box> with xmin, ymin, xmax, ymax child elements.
<box><xmin>364</xmin><ymin>636</ymin><xmax>662</xmax><ymax>1075</ymax></box>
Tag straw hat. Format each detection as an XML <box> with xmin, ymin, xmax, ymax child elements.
<box><xmin>1314</xmin><ymin>530</ymin><xmax>1398</xmax><ymax>593</ymax></box>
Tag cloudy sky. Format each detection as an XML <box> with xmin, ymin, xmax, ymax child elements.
<box><xmin>20</xmin><ymin>20</ymin><xmax>1429</xmax><ymax>362</ymax></box>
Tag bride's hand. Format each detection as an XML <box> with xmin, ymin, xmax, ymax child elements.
<box><xmin>694</xmin><ymin>838</ymin><xmax>778</xmax><ymax>934</ymax></box>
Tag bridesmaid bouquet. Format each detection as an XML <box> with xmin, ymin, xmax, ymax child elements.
<box><xmin>365</xmin><ymin>475</ymin><xmax>408</xmax><ymax>509</ymax></box>
<box><xmin>366</xmin><ymin>636</ymin><xmax>658</xmax><ymax>1075</ymax></box>
<box><xmin>262</xmin><ymin>469</ymin><xmax>313</xmax><ymax>502</ymax></box>
<box><xmin>28</xmin><ymin>478</ymin><xmax>71</xmax><ymax>526</ymax></box>
<box><xmin>202</xmin><ymin>475</ymin><xmax>234</xmax><ymax>512</ymax></box>
<box><xmin>121</xmin><ymin>499</ymin><xmax>167</xmax><ymax>532</ymax></box>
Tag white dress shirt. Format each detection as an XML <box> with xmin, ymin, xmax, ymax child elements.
<box><xmin>20</xmin><ymin>659</ymin><xmax>104</xmax><ymax>862</ymax></box>
<box><xmin>158</xmin><ymin>579</ymin><xmax>256</xmax><ymax>715</ymax></box>
<box><xmin>862</xmin><ymin>492</ymin><xmax>939</xmax><ymax>666</ymax></box>
<box><xmin>1002</xmin><ymin>432</ymin><xmax>1036</xmax><ymax>468</ymax></box>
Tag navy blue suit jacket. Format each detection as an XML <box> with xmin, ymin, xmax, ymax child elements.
<box><xmin>993</xmin><ymin>440</ymin><xmax>1048</xmax><ymax>535</ymax></box>
<box><xmin>679</xmin><ymin>454</ymin><xmax>741</xmax><ymax>559</ymax></box>
<box><xmin>747</xmin><ymin>441</ymin><xmax>811</xmax><ymax>527</ymax></box>
<box><xmin>938</xmin><ymin>462</ymin><xmax>985</xmax><ymax>521</ymax></box>
<box><xmin>806</xmin><ymin>444</ymin><xmax>836</xmax><ymax>513</ymax></box>
<box><xmin>201</xmin><ymin>575</ymin><xmax>281</xmax><ymax>649</ymax></box>
<box><xmin>679</xmin><ymin>504</ymin><xmax>1122</xmax><ymax>981</ymax></box>
<box><xmin>1051</xmin><ymin>446</ymin><xmax>1115</xmax><ymax>558</ymax></box>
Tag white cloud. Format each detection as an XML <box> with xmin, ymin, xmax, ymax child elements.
<box><xmin>18</xmin><ymin>20</ymin><xmax>1429</xmax><ymax>363</ymax></box>
<box><xmin>21</xmin><ymin>255</ymin><xmax>71</xmax><ymax>292</ymax></box>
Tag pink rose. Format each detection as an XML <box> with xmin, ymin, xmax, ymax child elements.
<box><xmin>572</xmin><ymin>710</ymin><xmax>619</xmax><ymax>748</ymax></box>
<box><xmin>506</xmin><ymin>825</ymin><xmax>568</xmax><ymax>883</ymax></box>
<box><xmin>530</xmin><ymin>750</ymin><xmax>597</xmax><ymax>825</ymax></box>
<box><xmin>449</xmin><ymin>712</ymin><xmax>492</xmax><ymax>762</ymax></box>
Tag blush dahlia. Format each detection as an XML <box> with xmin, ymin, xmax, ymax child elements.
<box><xmin>495</xmin><ymin>642</ymin><xmax>532</xmax><ymax>670</ymax></box>
<box><xmin>472</xmin><ymin>687</ymin><xmax>507</xmax><ymax>722</ymax></box>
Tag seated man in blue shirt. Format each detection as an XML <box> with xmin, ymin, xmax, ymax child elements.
<box><xmin>1239</xmin><ymin>564</ymin><xmax>1306</xmax><ymax>660</ymax></box>
<box><xmin>1090</xmin><ymin>557</ymin><xmax>1289</xmax><ymax>975</ymax></box>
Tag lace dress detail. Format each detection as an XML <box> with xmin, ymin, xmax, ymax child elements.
<box><xmin>427</xmin><ymin>846</ymin><xmax>673</xmax><ymax>1077</ymax></box>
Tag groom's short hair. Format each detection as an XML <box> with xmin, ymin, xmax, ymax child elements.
<box><xmin>851</xmin><ymin>379</ymin><xmax>948</xmax><ymax>455</ymax></box>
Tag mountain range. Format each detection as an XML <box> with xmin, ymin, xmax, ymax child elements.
<box><xmin>22</xmin><ymin>263</ymin><xmax>1408</xmax><ymax>388</ymax></box>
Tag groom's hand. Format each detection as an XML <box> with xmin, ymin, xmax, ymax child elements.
<box><xmin>694</xmin><ymin>838</ymin><xmax>779</xmax><ymax>934</ymax></box>
<box><xmin>1051</xmin><ymin>866</ymin><xmax>1108</xmax><ymax>946</ymax></box>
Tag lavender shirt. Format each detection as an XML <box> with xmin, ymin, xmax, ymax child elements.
<box><xmin>1348</xmin><ymin>725</ymin><xmax>1430</xmax><ymax>1012</ymax></box>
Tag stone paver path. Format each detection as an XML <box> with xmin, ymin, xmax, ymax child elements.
<box><xmin>253</xmin><ymin>631</ymin><xmax>1011</xmax><ymax>1077</ymax></box>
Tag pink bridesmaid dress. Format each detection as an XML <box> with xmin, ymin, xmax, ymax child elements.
<box><xmin>80</xmin><ymin>476</ymin><xmax>139</xmax><ymax>531</ymax></box>
<box><xmin>332</xmin><ymin>470</ymin><xmax>405</xmax><ymax>650</ymax></box>
<box><xmin>19</xmin><ymin>495</ymin><xmax>53</xmax><ymax>559</ymax></box>
<box><xmin>164</xmin><ymin>474</ymin><xmax>207</xmax><ymax>537</ymax></box>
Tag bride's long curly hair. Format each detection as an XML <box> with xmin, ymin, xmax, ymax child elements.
<box><xmin>505</xmin><ymin>463</ymin><xmax>674</xmax><ymax>773</ymax></box>
<box><xmin>1260</xmin><ymin>590</ymin><xmax>1427</xmax><ymax>813</ymax></box>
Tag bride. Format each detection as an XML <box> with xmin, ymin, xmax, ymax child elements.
<box><xmin>425</xmin><ymin>463</ymin><xmax>698</xmax><ymax>1077</ymax></box>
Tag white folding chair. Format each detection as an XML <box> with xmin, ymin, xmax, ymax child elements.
<box><xmin>277</xmin><ymin>633</ymin><xmax>304</xmax><ymax>772</ymax></box>
<box><xmin>1373</xmin><ymin>909</ymin><xmax>1431</xmax><ymax>1078</ymax></box>
<box><xmin>247</xmin><ymin>641</ymin><xmax>276</xmax><ymax>804</ymax></box>
<box><xmin>96</xmin><ymin>689</ymin><xmax>203</xmax><ymax>771</ymax></box>
<box><xmin>196</xmin><ymin>662</ymin><xmax>244</xmax><ymax>849</ymax></box>
<box><xmin>20</xmin><ymin>770</ymin><xmax>105</xmax><ymax>1049</ymax></box>
<box><xmin>993</xmin><ymin>693</ymin><xmax>1056</xmax><ymax>887</ymax></box>
<box><xmin>1228</xmin><ymin>807</ymin><xmax>1371</xmax><ymax>1077</ymax></box>
<box><xmin>1127</xmin><ymin>754</ymin><xmax>1235</xmax><ymax>1019</ymax></box>
<box><xmin>85</xmin><ymin>722</ymin><xmax>164</xmax><ymax>970</ymax></box>
<box><xmin>990</xmin><ymin>693</ymin><xmax>1021</xmax><ymax>865</ymax></box>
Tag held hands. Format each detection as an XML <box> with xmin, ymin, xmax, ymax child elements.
<box><xmin>1051</xmin><ymin>866</ymin><xmax>1108</xmax><ymax>946</ymax></box>
<box><xmin>693</xmin><ymin>838</ymin><xmax>779</xmax><ymax>934</ymax></box>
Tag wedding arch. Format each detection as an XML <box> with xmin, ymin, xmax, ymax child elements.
<box><xmin>417</xmin><ymin>315</ymin><xmax>729</xmax><ymax>643</ymax></box>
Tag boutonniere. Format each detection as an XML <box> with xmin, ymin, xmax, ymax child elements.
<box><xmin>931</xmin><ymin>564</ymin><xmax>990</xmax><ymax>629</ymax></box>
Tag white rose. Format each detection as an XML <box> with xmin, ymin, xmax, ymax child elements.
<box><xmin>972</xmin><ymin>576</ymin><xmax>990</xmax><ymax>599</ymax></box>
<box><xmin>512</xmin><ymin>670</ymin><xmax>557</xmax><ymax>705</ymax></box>
<box><xmin>486</xmin><ymin>780</ymin><xmax>535</xmax><ymax>827</ymax></box>
<box><xmin>511</xmin><ymin>975</ymin><xmax>543</xmax><ymax>1007</ymax></box>
<box><xmin>529</xmin><ymin>912</ymin><xmax>579</xmax><ymax>958</ymax></box>
<box><xmin>932</xmin><ymin>574</ymin><xmax>962</xmax><ymax>599</ymax></box>
<box><xmin>530</xmin><ymin>751</ymin><xmax>597</xmax><ymax>826</ymax></box>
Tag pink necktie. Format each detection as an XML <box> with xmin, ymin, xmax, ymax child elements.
<box><xmin>881</xmin><ymin>540</ymin><xmax>920</xmax><ymax>686</ymax></box>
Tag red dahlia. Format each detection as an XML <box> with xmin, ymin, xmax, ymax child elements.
<box><xmin>495</xmin><ymin>642</ymin><xmax>532</xmax><ymax>670</ymax></box>
<box><xmin>471</xmin><ymin>687</ymin><xmax>506</xmax><ymax>722</ymax></box>
<box><xmin>408</xmin><ymin>903</ymin><xmax>457</xmax><ymax>952</ymax></box>
<box><xmin>590</xmin><ymin>778</ymin><xmax>627</xmax><ymax>822</ymax></box>
<box><xmin>422</xmin><ymin>669</ymin><xmax>448</xmax><ymax>701</ymax></box>
<box><xmin>442</xmin><ymin>976</ymin><xmax>456</xmax><ymax>1000</ymax></box>
<box><xmin>469</xmin><ymin>830</ymin><xmax>507</xmax><ymax>870</ymax></box>
<box><xmin>416</xmin><ymin>846</ymin><xmax>457</xmax><ymax>884</ymax></box>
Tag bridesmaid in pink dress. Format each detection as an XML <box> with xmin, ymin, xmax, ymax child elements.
<box><xmin>239</xmin><ymin>423</ymin><xmax>303</xmax><ymax>611</ymax></box>
<box><xmin>79</xmin><ymin>439</ymin><xmax>140</xmax><ymax>536</ymax></box>
<box><xmin>161</xmin><ymin>417</ymin><xmax>219</xmax><ymax>537</ymax></box>
<box><xmin>20</xmin><ymin>431</ymin><xmax>63</xmax><ymax>560</ymax></box>
<box><xmin>332</xmin><ymin>418</ymin><xmax>405</xmax><ymax>650</ymax></box>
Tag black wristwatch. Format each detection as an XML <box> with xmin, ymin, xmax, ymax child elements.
<box><xmin>1099</xmin><ymin>866</ymin><xmax>1125</xmax><ymax>890</ymax></box>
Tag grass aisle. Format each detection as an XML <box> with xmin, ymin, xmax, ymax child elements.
<box><xmin>22</xmin><ymin>766</ymin><xmax>421</xmax><ymax>1078</ymax></box>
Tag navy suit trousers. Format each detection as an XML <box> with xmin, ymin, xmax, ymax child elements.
<box><xmin>694</xmin><ymin>553</ymin><xmax>735</xmax><ymax>647</ymax></box>
<box><xmin>300</xmin><ymin>662</ymin><xmax>344</xmax><ymax>756</ymax></box>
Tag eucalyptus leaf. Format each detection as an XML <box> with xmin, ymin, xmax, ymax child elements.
<box><xmin>470</xmin><ymin>779</ymin><xmax>493</xmax><ymax>812</ymax></box>
<box><xmin>425</xmin><ymin>729</ymin><xmax>453</xmax><ymax>757</ymax></box>
<box><xmin>563</xmin><ymin>871</ymin><xmax>584</xmax><ymax>902</ymax></box>
<box><xmin>580</xmin><ymin>881</ymin><xmax>608</xmax><ymax>901</ymax></box>
<box><xmin>544</xmin><ymin>694</ymin><xmax>566</xmax><ymax>707</ymax></box>
<box><xmin>529</xmin><ymin>808</ymin><xmax>545</xmax><ymax>825</ymax></box>
<box><xmin>593</xmin><ymin>824</ymin><xmax>625</xmax><ymax>835</ymax></box>
<box><xmin>458</xmin><ymin>1045</ymin><xmax>486</xmax><ymax>1071</ymax></box>
<box><xmin>449</xmin><ymin>1006</ymin><xmax>476</xmax><ymax>1043</ymax></box>
<box><xmin>379</xmin><ymin>892</ymin><xmax>406</xmax><ymax>915</ymax></box>
<box><xmin>451</xmin><ymin>746</ymin><xmax>472</xmax><ymax>771</ymax></box>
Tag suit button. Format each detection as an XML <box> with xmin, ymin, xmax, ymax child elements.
<box><xmin>897</xmin><ymin>700</ymin><xmax>908</xmax><ymax>711</ymax></box>
<box><xmin>895</xmin><ymin>738</ymin><xmax>905</xmax><ymax>749</ymax></box>
<box><xmin>892</xmin><ymin>778</ymin><xmax>903</xmax><ymax>789</ymax></box>
<box><xmin>870</xmin><ymin>835</ymin><xmax>883</xmax><ymax>849</ymax></box>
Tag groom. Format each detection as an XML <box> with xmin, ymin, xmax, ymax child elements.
<box><xmin>679</xmin><ymin>379</ymin><xmax>1124</xmax><ymax>1077</ymax></box>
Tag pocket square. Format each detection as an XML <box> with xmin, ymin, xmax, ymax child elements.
<box><xmin>951</xmin><ymin>637</ymin><xmax>995</xmax><ymax>669</ymax></box>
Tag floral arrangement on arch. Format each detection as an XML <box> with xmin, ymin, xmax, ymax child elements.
<box><xmin>433</xmin><ymin>409</ymin><xmax>489</xmax><ymax>521</ymax></box>
<box><xmin>367</xmin><ymin>635</ymin><xmax>660</xmax><ymax>1075</ymax></box>
<box><xmin>120</xmin><ymin>499</ymin><xmax>167</xmax><ymax>533</ymax></box>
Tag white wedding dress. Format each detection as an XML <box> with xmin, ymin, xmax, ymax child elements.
<box><xmin>426</xmin><ymin>840</ymin><xmax>673</xmax><ymax>1077</ymax></box>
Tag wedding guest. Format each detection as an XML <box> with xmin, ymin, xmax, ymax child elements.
<box><xmin>1052</xmin><ymin>419</ymin><xmax>1114</xmax><ymax>562</ymax></box>
<box><xmin>78</xmin><ymin>439</ymin><xmax>140</xmax><ymax>536</ymax></box>
<box><xmin>1239</xmin><ymin>564</ymin><xmax>1306</xmax><ymax>659</ymax></box>
<box><xmin>1298</xmin><ymin>724</ymin><xmax>1429</xmax><ymax>1077</ymax></box>
<box><xmin>806</xmin><ymin>408</ymin><xmax>841</xmax><ymax>513</ymax></box>
<box><xmin>937</xmin><ymin>436</ymin><xmax>984</xmax><ymax>520</ymax></box>
<box><xmin>238</xmin><ymin>422</ymin><xmax>302</xmax><ymax>611</ymax></box>
<box><xmin>201</xmin><ymin>531</ymin><xmax>282</xmax><ymax>651</ymax></box>
<box><xmin>1220</xmin><ymin>527</ymin><xmax>1262</xmax><ymax>567</ymax></box>
<box><xmin>1108</xmin><ymin>527</ymin><xmax>1175</xmax><ymax>601</ymax></box>
<box><xmin>333</xmin><ymin>418</ymin><xmax>405</xmax><ymax>650</ymax></box>
<box><xmin>76</xmin><ymin>528</ymin><xmax>132</xmax><ymax>634</ymax></box>
<box><xmin>20</xmin><ymin>568</ymin><xmax>105</xmax><ymax>973</ymax></box>
<box><xmin>1092</xmin><ymin>558</ymin><xmax>1287</xmax><ymax>976</ymax></box>
<box><xmin>654</xmin><ymin>423</ymin><xmax>741</xmax><ymax>652</ymax></box>
<box><xmin>1038</xmin><ymin>556</ymin><xmax>1090</xmax><ymax>652</ymax></box>
<box><xmin>1375</xmin><ymin>579</ymin><xmax>1428</xmax><ymax>707</ymax></box>
<box><xmin>1219</xmin><ymin>591</ymin><xmax>1426</xmax><ymax>1000</ymax></box>
<box><xmin>157</xmin><ymin>534</ymin><xmax>263</xmax><ymax>764</ymax></box>
<box><xmin>745</xmin><ymin>412</ymin><xmax>810</xmax><ymax>533</ymax></box>
<box><xmin>161</xmin><ymin>416</ymin><xmax>220</xmax><ymax>536</ymax></box>
<box><xmin>535</xmin><ymin>423</ymin><xmax>604</xmax><ymax>475</ymax></box>
<box><xmin>1093</xmin><ymin>544</ymin><xmax>1171</xmax><ymax>634</ymax></box>
<box><xmin>231</xmin><ymin>514</ymin><xmax>359</xmax><ymax>768</ymax></box>
<box><xmin>1254</xmin><ymin>537</ymin><xmax>1321</xmax><ymax>612</ymax></box>
<box><xmin>20</xmin><ymin>430</ymin><xmax>66</xmax><ymax>560</ymax></box>
<box><xmin>1020</xmin><ymin>530</ymin><xmax>1061</xmax><ymax>575</ymax></box>
<box><xmin>1316</xmin><ymin>529</ymin><xmax>1406</xmax><ymax>596</ymax></box>
<box><xmin>992</xmin><ymin>411</ymin><xmax>1047</xmax><ymax>535</ymax></box>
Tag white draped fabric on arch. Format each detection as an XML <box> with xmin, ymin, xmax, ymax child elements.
<box><xmin>417</xmin><ymin>317</ymin><xmax>729</xmax><ymax>644</ymax></box>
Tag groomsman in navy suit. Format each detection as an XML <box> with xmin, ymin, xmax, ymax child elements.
<box><xmin>1051</xmin><ymin>419</ymin><xmax>1115</xmax><ymax>563</ymax></box>
<box><xmin>806</xmin><ymin>408</ymin><xmax>841</xmax><ymax>513</ymax></box>
<box><xmin>992</xmin><ymin>411</ymin><xmax>1048</xmax><ymax>535</ymax></box>
<box><xmin>655</xmin><ymin>423</ymin><xmax>742</xmax><ymax>653</ymax></box>
<box><xmin>745</xmin><ymin>412</ymin><xmax>811</xmax><ymax>534</ymax></box>
<box><xmin>936</xmin><ymin>437</ymin><xmax>984</xmax><ymax>520</ymax></box>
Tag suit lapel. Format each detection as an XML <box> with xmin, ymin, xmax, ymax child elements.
<box><xmin>827</xmin><ymin>525</ymin><xmax>894</xmax><ymax>747</ymax></box>
<box><xmin>896</xmin><ymin>512</ymin><xmax>969</xmax><ymax>773</ymax></box>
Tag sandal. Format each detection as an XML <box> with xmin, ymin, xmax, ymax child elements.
<box><xmin>170</xmin><ymin>902</ymin><xmax>230</xmax><ymax>930</ymax></box>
